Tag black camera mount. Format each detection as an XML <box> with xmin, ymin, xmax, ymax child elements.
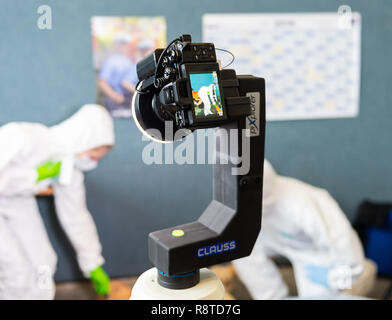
<box><xmin>132</xmin><ymin>35</ymin><xmax>266</xmax><ymax>289</ymax></box>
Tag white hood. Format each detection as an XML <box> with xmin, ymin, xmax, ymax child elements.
<box><xmin>262</xmin><ymin>159</ymin><xmax>278</xmax><ymax>208</ymax></box>
<box><xmin>0</xmin><ymin>104</ymin><xmax>115</xmax><ymax>194</ymax></box>
<box><xmin>50</xmin><ymin>104</ymin><xmax>115</xmax><ymax>155</ymax></box>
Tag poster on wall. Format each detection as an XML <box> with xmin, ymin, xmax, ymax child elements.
<box><xmin>91</xmin><ymin>16</ymin><xmax>166</xmax><ymax>118</ymax></box>
<box><xmin>203</xmin><ymin>13</ymin><xmax>361</xmax><ymax>121</ymax></box>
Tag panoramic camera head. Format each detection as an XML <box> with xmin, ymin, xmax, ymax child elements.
<box><xmin>132</xmin><ymin>34</ymin><xmax>249</xmax><ymax>142</ymax></box>
<box><xmin>131</xmin><ymin>35</ymin><xmax>266</xmax><ymax>290</ymax></box>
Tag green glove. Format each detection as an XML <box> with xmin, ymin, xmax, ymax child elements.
<box><xmin>90</xmin><ymin>266</ymin><xmax>111</xmax><ymax>296</ymax></box>
<box><xmin>36</xmin><ymin>160</ymin><xmax>62</xmax><ymax>182</ymax></box>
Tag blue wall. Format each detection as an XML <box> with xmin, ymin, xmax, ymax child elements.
<box><xmin>0</xmin><ymin>0</ymin><xmax>391</xmax><ymax>281</ymax></box>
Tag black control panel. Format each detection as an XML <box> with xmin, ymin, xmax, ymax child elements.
<box><xmin>191</xmin><ymin>44</ymin><xmax>216</xmax><ymax>62</ymax></box>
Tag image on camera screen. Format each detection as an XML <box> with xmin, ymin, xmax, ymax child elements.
<box><xmin>189</xmin><ymin>72</ymin><xmax>224</xmax><ymax>118</ymax></box>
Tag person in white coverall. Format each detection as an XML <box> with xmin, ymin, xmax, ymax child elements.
<box><xmin>233</xmin><ymin>160</ymin><xmax>367</xmax><ymax>299</ymax></box>
<box><xmin>0</xmin><ymin>104</ymin><xmax>115</xmax><ymax>299</ymax></box>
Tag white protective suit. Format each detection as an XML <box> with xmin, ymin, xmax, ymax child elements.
<box><xmin>233</xmin><ymin>160</ymin><xmax>365</xmax><ymax>299</ymax></box>
<box><xmin>0</xmin><ymin>104</ymin><xmax>115</xmax><ymax>299</ymax></box>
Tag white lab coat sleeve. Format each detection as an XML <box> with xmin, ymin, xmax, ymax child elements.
<box><xmin>53</xmin><ymin>168</ymin><xmax>104</xmax><ymax>277</ymax></box>
<box><xmin>232</xmin><ymin>244</ymin><xmax>289</xmax><ymax>299</ymax></box>
<box><xmin>297</xmin><ymin>189</ymin><xmax>365</xmax><ymax>290</ymax></box>
<box><xmin>0</xmin><ymin>165</ymin><xmax>39</xmax><ymax>197</ymax></box>
<box><xmin>0</xmin><ymin>123</ymin><xmax>25</xmax><ymax>173</ymax></box>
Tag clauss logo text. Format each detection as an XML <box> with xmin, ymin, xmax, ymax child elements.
<box><xmin>197</xmin><ymin>240</ymin><xmax>236</xmax><ymax>258</ymax></box>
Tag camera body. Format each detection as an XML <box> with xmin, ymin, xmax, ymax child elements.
<box><xmin>137</xmin><ymin>35</ymin><xmax>217</xmax><ymax>81</ymax></box>
<box><xmin>135</xmin><ymin>35</ymin><xmax>250</xmax><ymax>140</ymax></box>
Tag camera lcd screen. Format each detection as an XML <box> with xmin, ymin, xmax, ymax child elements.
<box><xmin>189</xmin><ymin>72</ymin><xmax>224</xmax><ymax>119</ymax></box>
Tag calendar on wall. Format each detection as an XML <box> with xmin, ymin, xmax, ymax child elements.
<box><xmin>203</xmin><ymin>13</ymin><xmax>361</xmax><ymax>121</ymax></box>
